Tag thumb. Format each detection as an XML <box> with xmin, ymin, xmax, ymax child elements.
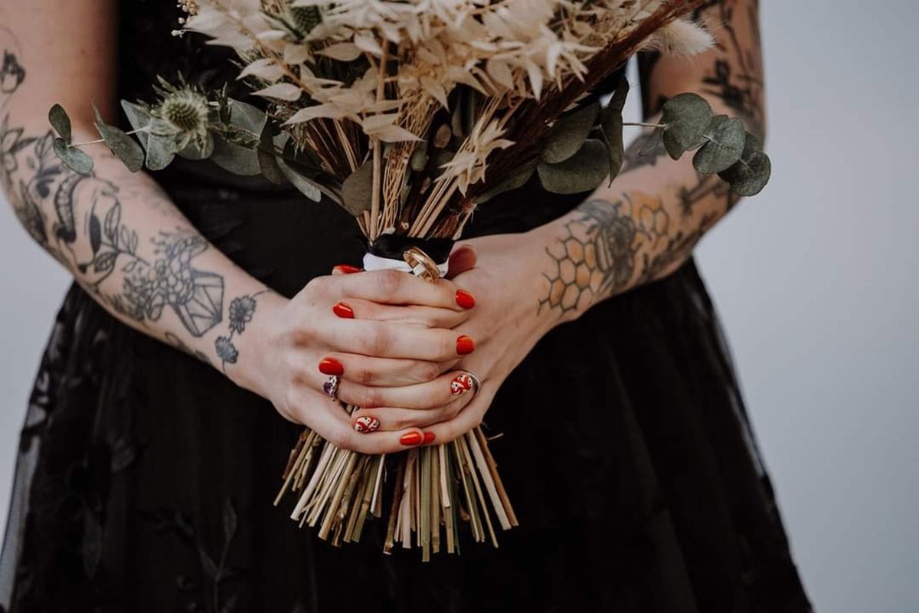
<box><xmin>446</xmin><ymin>244</ymin><xmax>477</xmax><ymax>279</ymax></box>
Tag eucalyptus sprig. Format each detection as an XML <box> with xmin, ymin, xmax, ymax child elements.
<box><xmin>48</xmin><ymin>77</ymin><xmax>330</xmax><ymax>204</ymax></box>
<box><xmin>632</xmin><ymin>92</ymin><xmax>772</xmax><ymax>196</ymax></box>
<box><xmin>477</xmin><ymin>82</ymin><xmax>771</xmax><ymax>202</ymax></box>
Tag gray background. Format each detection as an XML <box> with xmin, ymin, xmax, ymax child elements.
<box><xmin>1</xmin><ymin>1</ymin><xmax>917</xmax><ymax>610</ymax></box>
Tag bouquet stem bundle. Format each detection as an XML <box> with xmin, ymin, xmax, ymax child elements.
<box><xmin>274</xmin><ymin>404</ymin><xmax>517</xmax><ymax>560</ymax></box>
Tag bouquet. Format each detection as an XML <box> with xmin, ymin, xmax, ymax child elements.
<box><xmin>49</xmin><ymin>0</ymin><xmax>771</xmax><ymax>560</ymax></box>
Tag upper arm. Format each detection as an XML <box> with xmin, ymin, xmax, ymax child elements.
<box><xmin>0</xmin><ymin>0</ymin><xmax>118</xmax><ymax>129</ymax></box>
<box><xmin>636</xmin><ymin>0</ymin><xmax>766</xmax><ymax>140</ymax></box>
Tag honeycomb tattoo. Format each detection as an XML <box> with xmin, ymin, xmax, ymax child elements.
<box><xmin>539</xmin><ymin>194</ymin><xmax>671</xmax><ymax>315</ymax></box>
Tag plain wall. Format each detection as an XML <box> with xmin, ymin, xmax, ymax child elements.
<box><xmin>1</xmin><ymin>1</ymin><xmax>917</xmax><ymax>610</ymax></box>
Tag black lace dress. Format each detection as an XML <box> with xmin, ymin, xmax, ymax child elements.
<box><xmin>0</xmin><ymin>2</ymin><xmax>813</xmax><ymax>612</ymax></box>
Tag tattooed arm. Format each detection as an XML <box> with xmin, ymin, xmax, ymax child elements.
<box><xmin>0</xmin><ymin>8</ymin><xmax>280</xmax><ymax>383</ymax></box>
<box><xmin>537</xmin><ymin>0</ymin><xmax>765</xmax><ymax>321</ymax></box>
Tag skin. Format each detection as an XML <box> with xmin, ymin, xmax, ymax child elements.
<box><xmin>1</xmin><ymin>0</ymin><xmax>764</xmax><ymax>452</ymax></box>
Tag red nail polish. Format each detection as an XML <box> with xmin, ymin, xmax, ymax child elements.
<box><xmin>354</xmin><ymin>416</ymin><xmax>380</xmax><ymax>433</ymax></box>
<box><xmin>332</xmin><ymin>302</ymin><xmax>354</xmax><ymax>319</ymax></box>
<box><xmin>318</xmin><ymin>357</ymin><xmax>344</xmax><ymax>376</ymax></box>
<box><xmin>334</xmin><ymin>264</ymin><xmax>362</xmax><ymax>274</ymax></box>
<box><xmin>455</xmin><ymin>289</ymin><xmax>476</xmax><ymax>309</ymax></box>
<box><xmin>456</xmin><ymin>335</ymin><xmax>475</xmax><ymax>355</ymax></box>
<box><xmin>400</xmin><ymin>432</ymin><xmax>423</xmax><ymax>446</ymax></box>
<box><xmin>423</xmin><ymin>431</ymin><xmax>435</xmax><ymax>444</ymax></box>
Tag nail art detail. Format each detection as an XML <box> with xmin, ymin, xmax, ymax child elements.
<box><xmin>354</xmin><ymin>416</ymin><xmax>380</xmax><ymax>433</ymax></box>
<box><xmin>400</xmin><ymin>432</ymin><xmax>423</xmax><ymax>446</ymax></box>
<box><xmin>332</xmin><ymin>302</ymin><xmax>354</xmax><ymax>319</ymax></box>
<box><xmin>451</xmin><ymin>373</ymin><xmax>475</xmax><ymax>395</ymax></box>
<box><xmin>423</xmin><ymin>432</ymin><xmax>436</xmax><ymax>444</ymax></box>
<box><xmin>318</xmin><ymin>357</ymin><xmax>344</xmax><ymax>376</ymax></box>
<box><xmin>455</xmin><ymin>289</ymin><xmax>476</xmax><ymax>309</ymax></box>
<box><xmin>334</xmin><ymin>264</ymin><xmax>362</xmax><ymax>274</ymax></box>
<box><xmin>456</xmin><ymin>335</ymin><xmax>475</xmax><ymax>355</ymax></box>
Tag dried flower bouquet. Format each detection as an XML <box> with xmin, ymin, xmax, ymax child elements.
<box><xmin>48</xmin><ymin>0</ymin><xmax>770</xmax><ymax>560</ymax></box>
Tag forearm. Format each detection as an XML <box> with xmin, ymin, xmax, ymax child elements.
<box><xmin>1</xmin><ymin>118</ymin><xmax>282</xmax><ymax>382</ymax></box>
<box><xmin>531</xmin><ymin>129</ymin><xmax>737</xmax><ymax>324</ymax></box>
<box><xmin>530</xmin><ymin>0</ymin><xmax>764</xmax><ymax>325</ymax></box>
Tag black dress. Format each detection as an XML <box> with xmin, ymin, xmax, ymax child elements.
<box><xmin>0</xmin><ymin>3</ymin><xmax>813</xmax><ymax>612</ymax></box>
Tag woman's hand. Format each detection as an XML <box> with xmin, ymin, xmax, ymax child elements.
<box><xmin>344</xmin><ymin>229</ymin><xmax>562</xmax><ymax>443</ymax></box>
<box><xmin>231</xmin><ymin>268</ymin><xmax>479</xmax><ymax>454</ymax></box>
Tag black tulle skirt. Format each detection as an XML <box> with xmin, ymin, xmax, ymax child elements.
<box><xmin>0</xmin><ymin>157</ymin><xmax>813</xmax><ymax>612</ymax></box>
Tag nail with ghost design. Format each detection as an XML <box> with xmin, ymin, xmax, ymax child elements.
<box><xmin>450</xmin><ymin>373</ymin><xmax>475</xmax><ymax>395</ymax></box>
<box><xmin>318</xmin><ymin>357</ymin><xmax>344</xmax><ymax>376</ymax></box>
<box><xmin>332</xmin><ymin>301</ymin><xmax>354</xmax><ymax>319</ymax></box>
<box><xmin>456</xmin><ymin>335</ymin><xmax>475</xmax><ymax>355</ymax></box>
<box><xmin>353</xmin><ymin>416</ymin><xmax>380</xmax><ymax>433</ymax></box>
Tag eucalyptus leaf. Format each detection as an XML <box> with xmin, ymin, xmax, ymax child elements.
<box><xmin>718</xmin><ymin>132</ymin><xmax>771</xmax><ymax>196</ymax></box>
<box><xmin>639</xmin><ymin>127</ymin><xmax>665</xmax><ymax>157</ymax></box>
<box><xmin>52</xmin><ymin>138</ymin><xmax>93</xmax><ymax>176</ymax></box>
<box><xmin>660</xmin><ymin>93</ymin><xmax>713</xmax><ymax>160</ymax></box>
<box><xmin>224</xmin><ymin>99</ymin><xmax>267</xmax><ymax>135</ymax></box>
<box><xmin>693</xmin><ymin>115</ymin><xmax>746</xmax><ymax>174</ymax></box>
<box><xmin>258</xmin><ymin>127</ymin><xmax>285</xmax><ymax>185</ymax></box>
<box><xmin>92</xmin><ymin>102</ymin><xmax>144</xmax><ymax>172</ymax></box>
<box><xmin>607</xmin><ymin>77</ymin><xmax>629</xmax><ymax>113</ymax></box>
<box><xmin>49</xmin><ymin>104</ymin><xmax>72</xmax><ymax>144</ymax></box>
<box><xmin>177</xmin><ymin>133</ymin><xmax>215</xmax><ymax>161</ymax></box>
<box><xmin>475</xmin><ymin>162</ymin><xmax>536</xmax><ymax>204</ymax></box>
<box><xmin>600</xmin><ymin>93</ymin><xmax>626</xmax><ymax>184</ymax></box>
<box><xmin>144</xmin><ymin>134</ymin><xmax>177</xmax><ymax>171</ymax></box>
<box><xmin>121</xmin><ymin>101</ymin><xmax>151</xmax><ymax>148</ymax></box>
<box><xmin>542</xmin><ymin>101</ymin><xmax>600</xmax><ymax>165</ymax></box>
<box><xmin>276</xmin><ymin>157</ymin><xmax>322</xmax><ymax>202</ymax></box>
<box><xmin>210</xmin><ymin>99</ymin><xmax>267</xmax><ymax>176</ymax></box>
<box><xmin>341</xmin><ymin>161</ymin><xmax>374</xmax><ymax>217</ymax></box>
<box><xmin>537</xmin><ymin>139</ymin><xmax>609</xmax><ymax>195</ymax></box>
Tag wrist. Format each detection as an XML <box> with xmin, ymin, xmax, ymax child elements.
<box><xmin>527</xmin><ymin>212</ymin><xmax>587</xmax><ymax>331</ymax></box>
<box><xmin>221</xmin><ymin>288</ymin><xmax>288</xmax><ymax>398</ymax></box>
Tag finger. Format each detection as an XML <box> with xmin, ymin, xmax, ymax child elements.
<box><xmin>349</xmin><ymin>397</ymin><xmax>469</xmax><ymax>433</ymax></box>
<box><xmin>287</xmin><ymin>387</ymin><xmax>432</xmax><ymax>454</ymax></box>
<box><xmin>418</xmin><ymin>380</ymin><xmax>498</xmax><ymax>446</ymax></box>
<box><xmin>337</xmin><ymin>370</ymin><xmax>477</xmax><ymax>410</ymax></box>
<box><xmin>331</xmin><ymin>298</ymin><xmax>470</xmax><ymax>329</ymax></box>
<box><xmin>330</xmin><ymin>268</ymin><xmax>476</xmax><ymax>311</ymax></box>
<box><xmin>317</xmin><ymin>318</ymin><xmax>476</xmax><ymax>362</ymax></box>
<box><xmin>315</xmin><ymin>352</ymin><xmax>456</xmax><ymax>387</ymax></box>
<box><xmin>446</xmin><ymin>244</ymin><xmax>477</xmax><ymax>279</ymax></box>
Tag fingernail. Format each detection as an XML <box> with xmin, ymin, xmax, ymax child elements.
<box><xmin>400</xmin><ymin>432</ymin><xmax>423</xmax><ymax>446</ymax></box>
<box><xmin>450</xmin><ymin>373</ymin><xmax>475</xmax><ymax>395</ymax></box>
<box><xmin>334</xmin><ymin>264</ymin><xmax>362</xmax><ymax>274</ymax></box>
<box><xmin>455</xmin><ymin>289</ymin><xmax>476</xmax><ymax>309</ymax></box>
<box><xmin>318</xmin><ymin>357</ymin><xmax>344</xmax><ymax>376</ymax></box>
<box><xmin>332</xmin><ymin>302</ymin><xmax>354</xmax><ymax>319</ymax></box>
<box><xmin>423</xmin><ymin>431</ymin><xmax>436</xmax><ymax>444</ymax></box>
<box><xmin>456</xmin><ymin>335</ymin><xmax>475</xmax><ymax>355</ymax></box>
<box><xmin>353</xmin><ymin>416</ymin><xmax>380</xmax><ymax>433</ymax></box>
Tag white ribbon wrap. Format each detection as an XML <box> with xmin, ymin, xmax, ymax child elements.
<box><xmin>362</xmin><ymin>252</ymin><xmax>449</xmax><ymax>278</ymax></box>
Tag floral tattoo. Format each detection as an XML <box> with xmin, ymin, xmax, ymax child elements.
<box><xmin>215</xmin><ymin>290</ymin><xmax>269</xmax><ymax>371</ymax></box>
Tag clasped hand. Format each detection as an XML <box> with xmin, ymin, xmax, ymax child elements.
<box><xmin>243</xmin><ymin>232</ymin><xmax>559</xmax><ymax>455</ymax></box>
